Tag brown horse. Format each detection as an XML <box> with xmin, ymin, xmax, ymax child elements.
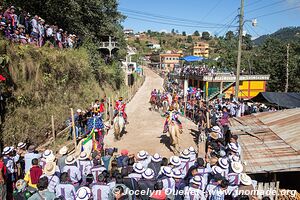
<box><xmin>168</xmin><ymin>122</ymin><xmax>182</xmax><ymax>153</ymax></box>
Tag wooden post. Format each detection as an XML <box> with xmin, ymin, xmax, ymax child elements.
<box><xmin>206</xmin><ymin>111</ymin><xmax>210</xmax><ymax>128</ymax></box>
<box><xmin>70</xmin><ymin>108</ymin><xmax>77</xmax><ymax>149</ymax></box>
<box><xmin>51</xmin><ymin>115</ymin><xmax>55</xmax><ymax>144</ymax></box>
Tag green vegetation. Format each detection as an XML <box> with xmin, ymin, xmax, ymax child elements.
<box><xmin>0</xmin><ymin>40</ymin><xmax>125</xmax><ymax>145</ymax></box>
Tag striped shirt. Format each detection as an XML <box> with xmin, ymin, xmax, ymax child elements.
<box><xmin>91</xmin><ymin>166</ymin><xmax>106</xmax><ymax>183</ymax></box>
<box><xmin>62</xmin><ymin>165</ymin><xmax>81</xmax><ymax>183</ymax></box>
<box><xmin>41</xmin><ymin>174</ymin><xmax>59</xmax><ymax>193</ymax></box>
<box><xmin>92</xmin><ymin>183</ymin><xmax>110</xmax><ymax>200</ymax></box>
<box><xmin>55</xmin><ymin>183</ymin><xmax>76</xmax><ymax>200</ymax></box>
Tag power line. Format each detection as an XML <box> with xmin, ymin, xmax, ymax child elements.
<box><xmin>252</xmin><ymin>4</ymin><xmax>300</xmax><ymax>18</ymax></box>
<box><xmin>246</xmin><ymin>0</ymin><xmax>286</xmax><ymax>14</ymax></box>
<box><xmin>215</xmin><ymin>16</ymin><xmax>239</xmax><ymax>36</ymax></box>
<box><xmin>119</xmin><ymin>7</ymin><xmax>228</xmax><ymax>26</ymax></box>
<box><xmin>201</xmin><ymin>0</ymin><xmax>223</xmax><ymax>21</ymax></box>
<box><xmin>126</xmin><ymin>16</ymin><xmax>232</xmax><ymax>28</ymax></box>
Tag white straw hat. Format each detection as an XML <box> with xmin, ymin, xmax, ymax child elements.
<box><xmin>43</xmin><ymin>149</ymin><xmax>53</xmax><ymax>158</ymax></box>
<box><xmin>44</xmin><ymin>162</ymin><xmax>56</xmax><ymax>176</ymax></box>
<box><xmin>76</xmin><ymin>186</ymin><xmax>91</xmax><ymax>200</ymax></box>
<box><xmin>137</xmin><ymin>150</ymin><xmax>148</xmax><ymax>160</ymax></box>
<box><xmin>170</xmin><ymin>156</ymin><xmax>181</xmax><ymax>167</ymax></box>
<box><xmin>65</xmin><ymin>155</ymin><xmax>76</xmax><ymax>165</ymax></box>
<box><xmin>133</xmin><ymin>163</ymin><xmax>145</xmax><ymax>174</ymax></box>
<box><xmin>151</xmin><ymin>153</ymin><xmax>162</xmax><ymax>162</ymax></box>
<box><xmin>231</xmin><ymin>161</ymin><xmax>243</xmax><ymax>174</ymax></box>
<box><xmin>142</xmin><ymin>168</ymin><xmax>155</xmax><ymax>179</ymax></box>
<box><xmin>239</xmin><ymin>173</ymin><xmax>252</xmax><ymax>186</ymax></box>
<box><xmin>59</xmin><ymin>146</ymin><xmax>68</xmax><ymax>155</ymax></box>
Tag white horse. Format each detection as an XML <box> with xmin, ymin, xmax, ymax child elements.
<box><xmin>113</xmin><ymin>112</ymin><xmax>125</xmax><ymax>140</ymax></box>
<box><xmin>162</xmin><ymin>99</ymin><xmax>169</xmax><ymax>113</ymax></box>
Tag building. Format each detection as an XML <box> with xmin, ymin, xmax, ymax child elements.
<box><xmin>193</xmin><ymin>42</ymin><xmax>209</xmax><ymax>58</ymax></box>
<box><xmin>124</xmin><ymin>29</ymin><xmax>134</xmax><ymax>36</ymax></box>
<box><xmin>146</xmin><ymin>43</ymin><xmax>161</xmax><ymax>49</ymax></box>
<box><xmin>159</xmin><ymin>53</ymin><xmax>182</xmax><ymax>72</ymax></box>
<box><xmin>171</xmin><ymin>73</ymin><xmax>270</xmax><ymax>100</ymax></box>
<box><xmin>229</xmin><ymin>109</ymin><xmax>300</xmax><ymax>190</ymax></box>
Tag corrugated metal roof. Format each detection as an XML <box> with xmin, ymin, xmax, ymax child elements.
<box><xmin>229</xmin><ymin>108</ymin><xmax>300</xmax><ymax>174</ymax></box>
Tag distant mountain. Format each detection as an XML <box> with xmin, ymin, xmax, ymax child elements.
<box><xmin>253</xmin><ymin>27</ymin><xmax>300</xmax><ymax>45</ymax></box>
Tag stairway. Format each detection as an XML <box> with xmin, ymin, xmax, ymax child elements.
<box><xmin>208</xmin><ymin>82</ymin><xmax>235</xmax><ymax>101</ymax></box>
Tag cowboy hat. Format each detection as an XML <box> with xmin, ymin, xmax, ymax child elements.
<box><xmin>15</xmin><ymin>179</ymin><xmax>27</xmax><ymax>192</ymax></box>
<box><xmin>211</xmin><ymin>126</ymin><xmax>221</xmax><ymax>133</ymax></box>
<box><xmin>231</xmin><ymin>161</ymin><xmax>243</xmax><ymax>174</ymax></box>
<box><xmin>142</xmin><ymin>168</ymin><xmax>155</xmax><ymax>180</ymax></box>
<box><xmin>59</xmin><ymin>146</ymin><xmax>68</xmax><ymax>155</ymax></box>
<box><xmin>180</xmin><ymin>149</ymin><xmax>190</xmax><ymax>159</ymax></box>
<box><xmin>78</xmin><ymin>151</ymin><xmax>89</xmax><ymax>160</ymax></box>
<box><xmin>65</xmin><ymin>155</ymin><xmax>76</xmax><ymax>165</ymax></box>
<box><xmin>172</xmin><ymin>169</ymin><xmax>183</xmax><ymax>179</ymax></box>
<box><xmin>27</xmin><ymin>145</ymin><xmax>36</xmax><ymax>153</ymax></box>
<box><xmin>137</xmin><ymin>150</ymin><xmax>148</xmax><ymax>160</ymax></box>
<box><xmin>2</xmin><ymin>146</ymin><xmax>13</xmax><ymax>155</ymax></box>
<box><xmin>232</xmin><ymin>155</ymin><xmax>240</xmax><ymax>162</ymax></box>
<box><xmin>170</xmin><ymin>156</ymin><xmax>181</xmax><ymax>167</ymax></box>
<box><xmin>44</xmin><ymin>162</ymin><xmax>56</xmax><ymax>176</ymax></box>
<box><xmin>151</xmin><ymin>153</ymin><xmax>162</xmax><ymax>162</ymax></box>
<box><xmin>160</xmin><ymin>166</ymin><xmax>172</xmax><ymax>177</ymax></box>
<box><xmin>218</xmin><ymin>158</ymin><xmax>229</xmax><ymax>169</ymax></box>
<box><xmin>212</xmin><ymin>166</ymin><xmax>223</xmax><ymax>175</ymax></box>
<box><xmin>76</xmin><ymin>186</ymin><xmax>92</xmax><ymax>200</ymax></box>
<box><xmin>210</xmin><ymin>132</ymin><xmax>219</xmax><ymax>140</ymax></box>
<box><xmin>190</xmin><ymin>175</ymin><xmax>203</xmax><ymax>186</ymax></box>
<box><xmin>43</xmin><ymin>149</ymin><xmax>53</xmax><ymax>158</ymax></box>
<box><xmin>133</xmin><ymin>163</ymin><xmax>145</xmax><ymax>174</ymax></box>
<box><xmin>239</xmin><ymin>173</ymin><xmax>252</xmax><ymax>186</ymax></box>
<box><xmin>17</xmin><ymin>142</ymin><xmax>26</xmax><ymax>149</ymax></box>
<box><xmin>228</xmin><ymin>143</ymin><xmax>238</xmax><ymax>153</ymax></box>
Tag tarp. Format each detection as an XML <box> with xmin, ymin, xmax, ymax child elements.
<box><xmin>180</xmin><ymin>55</ymin><xmax>204</xmax><ymax>62</ymax></box>
<box><xmin>250</xmin><ymin>92</ymin><xmax>300</xmax><ymax>108</ymax></box>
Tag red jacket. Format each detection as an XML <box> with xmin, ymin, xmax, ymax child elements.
<box><xmin>115</xmin><ymin>101</ymin><xmax>126</xmax><ymax>112</ymax></box>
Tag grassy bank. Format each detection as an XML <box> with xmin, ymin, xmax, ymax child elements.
<box><xmin>0</xmin><ymin>40</ymin><xmax>133</xmax><ymax>145</ymax></box>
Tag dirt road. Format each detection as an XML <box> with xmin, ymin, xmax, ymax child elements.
<box><xmin>104</xmin><ymin>67</ymin><xmax>200</xmax><ymax>157</ymax></box>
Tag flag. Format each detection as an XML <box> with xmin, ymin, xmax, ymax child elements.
<box><xmin>82</xmin><ymin>128</ymin><xmax>94</xmax><ymax>145</ymax></box>
<box><xmin>0</xmin><ymin>74</ymin><xmax>6</xmax><ymax>81</ymax></box>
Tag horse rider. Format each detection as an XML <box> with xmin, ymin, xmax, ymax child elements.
<box><xmin>114</xmin><ymin>97</ymin><xmax>128</xmax><ymax>124</ymax></box>
<box><xmin>161</xmin><ymin>92</ymin><xmax>169</xmax><ymax>103</ymax></box>
<box><xmin>163</xmin><ymin>105</ymin><xmax>182</xmax><ymax>133</ymax></box>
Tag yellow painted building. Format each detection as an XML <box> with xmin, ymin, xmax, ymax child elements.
<box><xmin>193</xmin><ymin>42</ymin><xmax>209</xmax><ymax>58</ymax></box>
<box><xmin>224</xmin><ymin>80</ymin><xmax>267</xmax><ymax>99</ymax></box>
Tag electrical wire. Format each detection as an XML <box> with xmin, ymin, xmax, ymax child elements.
<box><xmin>246</xmin><ymin>0</ymin><xmax>286</xmax><ymax>14</ymax></box>
<box><xmin>252</xmin><ymin>4</ymin><xmax>300</xmax><ymax>18</ymax></box>
<box><xmin>244</xmin><ymin>0</ymin><xmax>262</xmax><ymax>8</ymax></box>
<box><xmin>201</xmin><ymin>0</ymin><xmax>223</xmax><ymax>21</ymax></box>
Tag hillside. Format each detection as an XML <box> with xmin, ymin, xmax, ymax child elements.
<box><xmin>254</xmin><ymin>27</ymin><xmax>300</xmax><ymax>45</ymax></box>
<box><xmin>0</xmin><ymin>40</ymin><xmax>127</xmax><ymax>146</ymax></box>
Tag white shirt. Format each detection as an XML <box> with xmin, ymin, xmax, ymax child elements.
<box><xmin>161</xmin><ymin>177</ymin><xmax>175</xmax><ymax>191</ymax></box>
<box><xmin>41</xmin><ymin>174</ymin><xmax>60</xmax><ymax>193</ymax></box>
<box><xmin>77</xmin><ymin>160</ymin><xmax>93</xmax><ymax>177</ymax></box>
<box><xmin>4</xmin><ymin>156</ymin><xmax>14</xmax><ymax>174</ymax></box>
<box><xmin>63</xmin><ymin>165</ymin><xmax>82</xmax><ymax>183</ymax></box>
<box><xmin>138</xmin><ymin>157</ymin><xmax>151</xmax><ymax>169</ymax></box>
<box><xmin>55</xmin><ymin>183</ymin><xmax>76</xmax><ymax>200</ymax></box>
<box><xmin>91</xmin><ymin>166</ymin><xmax>106</xmax><ymax>183</ymax></box>
<box><xmin>128</xmin><ymin>173</ymin><xmax>142</xmax><ymax>181</ymax></box>
<box><xmin>184</xmin><ymin>186</ymin><xmax>205</xmax><ymax>200</ymax></box>
<box><xmin>92</xmin><ymin>183</ymin><xmax>110</xmax><ymax>200</ymax></box>
<box><xmin>30</xmin><ymin>18</ymin><xmax>38</xmax><ymax>33</ymax></box>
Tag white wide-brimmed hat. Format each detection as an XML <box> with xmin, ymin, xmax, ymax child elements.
<box><xmin>137</xmin><ymin>150</ymin><xmax>148</xmax><ymax>160</ymax></box>
<box><xmin>180</xmin><ymin>149</ymin><xmax>190</xmax><ymax>159</ymax></box>
<box><xmin>232</xmin><ymin>155</ymin><xmax>240</xmax><ymax>162</ymax></box>
<box><xmin>228</xmin><ymin>143</ymin><xmax>238</xmax><ymax>153</ymax></box>
<box><xmin>151</xmin><ymin>153</ymin><xmax>162</xmax><ymax>162</ymax></box>
<box><xmin>188</xmin><ymin>146</ymin><xmax>196</xmax><ymax>154</ymax></box>
<box><xmin>212</xmin><ymin>166</ymin><xmax>223</xmax><ymax>175</ymax></box>
<box><xmin>170</xmin><ymin>156</ymin><xmax>181</xmax><ymax>167</ymax></box>
<box><xmin>133</xmin><ymin>163</ymin><xmax>145</xmax><ymax>174</ymax></box>
<box><xmin>44</xmin><ymin>162</ymin><xmax>56</xmax><ymax>176</ymax></box>
<box><xmin>65</xmin><ymin>155</ymin><xmax>76</xmax><ymax>165</ymax></box>
<box><xmin>76</xmin><ymin>109</ymin><xmax>82</xmax><ymax>113</ymax></box>
<box><xmin>239</xmin><ymin>173</ymin><xmax>252</xmax><ymax>186</ymax></box>
<box><xmin>46</xmin><ymin>154</ymin><xmax>56</xmax><ymax>163</ymax></box>
<box><xmin>17</xmin><ymin>142</ymin><xmax>26</xmax><ymax>149</ymax></box>
<box><xmin>142</xmin><ymin>168</ymin><xmax>155</xmax><ymax>179</ymax></box>
<box><xmin>211</xmin><ymin>126</ymin><xmax>221</xmax><ymax>133</ymax></box>
<box><xmin>78</xmin><ymin>151</ymin><xmax>89</xmax><ymax>160</ymax></box>
<box><xmin>76</xmin><ymin>186</ymin><xmax>92</xmax><ymax>200</ymax></box>
<box><xmin>190</xmin><ymin>175</ymin><xmax>202</xmax><ymax>186</ymax></box>
<box><xmin>43</xmin><ymin>149</ymin><xmax>53</xmax><ymax>158</ymax></box>
<box><xmin>218</xmin><ymin>158</ymin><xmax>229</xmax><ymax>169</ymax></box>
<box><xmin>172</xmin><ymin>169</ymin><xmax>183</xmax><ymax>179</ymax></box>
<box><xmin>161</xmin><ymin>166</ymin><xmax>172</xmax><ymax>177</ymax></box>
<box><xmin>231</xmin><ymin>162</ymin><xmax>243</xmax><ymax>174</ymax></box>
<box><xmin>2</xmin><ymin>146</ymin><xmax>13</xmax><ymax>155</ymax></box>
<box><xmin>59</xmin><ymin>146</ymin><xmax>68</xmax><ymax>155</ymax></box>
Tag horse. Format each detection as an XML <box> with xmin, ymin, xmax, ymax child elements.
<box><xmin>168</xmin><ymin>122</ymin><xmax>182</xmax><ymax>154</ymax></box>
<box><xmin>113</xmin><ymin>111</ymin><xmax>125</xmax><ymax>140</ymax></box>
<box><xmin>149</xmin><ymin>95</ymin><xmax>158</xmax><ymax>111</ymax></box>
<box><xmin>162</xmin><ymin>99</ymin><xmax>169</xmax><ymax>113</ymax></box>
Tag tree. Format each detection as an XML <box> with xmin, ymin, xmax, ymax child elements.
<box><xmin>193</xmin><ymin>30</ymin><xmax>200</xmax><ymax>36</ymax></box>
<box><xmin>225</xmin><ymin>31</ymin><xmax>235</xmax><ymax>41</ymax></box>
<box><xmin>243</xmin><ymin>34</ymin><xmax>253</xmax><ymax>50</ymax></box>
<box><xmin>5</xmin><ymin>0</ymin><xmax>125</xmax><ymax>44</ymax></box>
<box><xmin>171</xmin><ymin>29</ymin><xmax>175</xmax><ymax>35</ymax></box>
<box><xmin>202</xmin><ymin>31</ymin><xmax>211</xmax><ymax>40</ymax></box>
<box><xmin>182</xmin><ymin>31</ymin><xmax>187</xmax><ymax>36</ymax></box>
<box><xmin>187</xmin><ymin>35</ymin><xmax>193</xmax><ymax>43</ymax></box>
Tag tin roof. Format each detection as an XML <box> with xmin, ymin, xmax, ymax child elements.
<box><xmin>229</xmin><ymin>108</ymin><xmax>300</xmax><ymax>174</ymax></box>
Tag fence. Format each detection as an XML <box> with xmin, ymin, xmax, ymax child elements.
<box><xmin>37</xmin><ymin>74</ymin><xmax>146</xmax><ymax>153</ymax></box>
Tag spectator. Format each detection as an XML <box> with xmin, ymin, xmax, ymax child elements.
<box><xmin>0</xmin><ymin>153</ymin><xmax>7</xmax><ymax>200</ymax></box>
<box><xmin>28</xmin><ymin>176</ymin><xmax>56</xmax><ymax>200</ymax></box>
<box><xmin>24</xmin><ymin>145</ymin><xmax>41</xmax><ymax>173</ymax></box>
<box><xmin>24</xmin><ymin>158</ymin><xmax>43</xmax><ymax>189</ymax></box>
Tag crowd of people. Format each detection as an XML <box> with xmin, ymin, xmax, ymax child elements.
<box><xmin>0</xmin><ymin>6</ymin><xmax>81</xmax><ymax>48</ymax></box>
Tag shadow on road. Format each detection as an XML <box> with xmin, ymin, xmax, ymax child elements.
<box><xmin>158</xmin><ymin>134</ymin><xmax>175</xmax><ymax>154</ymax></box>
<box><xmin>190</xmin><ymin>129</ymin><xmax>199</xmax><ymax>145</ymax></box>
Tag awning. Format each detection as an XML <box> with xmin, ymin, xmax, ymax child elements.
<box><xmin>250</xmin><ymin>92</ymin><xmax>300</xmax><ymax>108</ymax></box>
<box><xmin>180</xmin><ymin>55</ymin><xmax>204</xmax><ymax>62</ymax></box>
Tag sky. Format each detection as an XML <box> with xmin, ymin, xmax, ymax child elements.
<box><xmin>118</xmin><ymin>0</ymin><xmax>300</xmax><ymax>37</ymax></box>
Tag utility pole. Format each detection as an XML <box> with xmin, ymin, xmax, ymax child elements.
<box><xmin>285</xmin><ymin>43</ymin><xmax>290</xmax><ymax>92</ymax></box>
<box><xmin>235</xmin><ymin>0</ymin><xmax>244</xmax><ymax>99</ymax></box>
